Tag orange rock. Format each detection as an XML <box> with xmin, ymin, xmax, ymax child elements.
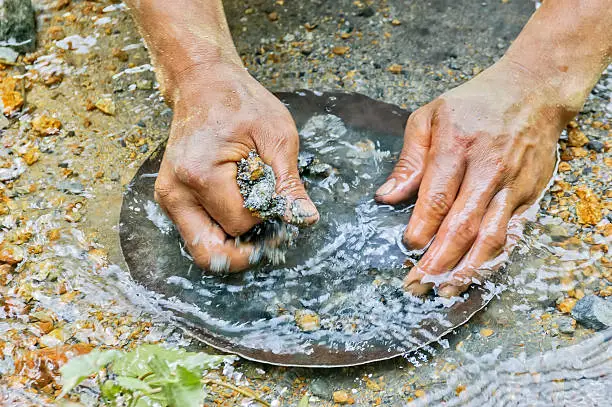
<box><xmin>332</xmin><ymin>46</ymin><xmax>350</xmax><ymax>56</ymax></box>
<box><xmin>567</xmin><ymin>129</ymin><xmax>589</xmax><ymax>147</ymax></box>
<box><xmin>333</xmin><ymin>390</ymin><xmax>354</xmax><ymax>404</ymax></box>
<box><xmin>32</xmin><ymin>115</ymin><xmax>62</xmax><ymax>136</ymax></box>
<box><xmin>558</xmin><ymin>162</ymin><xmax>571</xmax><ymax>172</ymax></box>
<box><xmin>22</xmin><ymin>147</ymin><xmax>40</xmax><ymax>166</ymax></box>
<box><xmin>480</xmin><ymin>328</ymin><xmax>494</xmax><ymax>337</ymax></box>
<box><xmin>557</xmin><ymin>297</ymin><xmax>577</xmax><ymax>313</ymax></box>
<box><xmin>15</xmin><ymin>344</ymin><xmax>93</xmax><ymax>388</ymax></box>
<box><xmin>575</xmin><ymin>186</ymin><xmax>602</xmax><ymax>225</ymax></box>
<box><xmin>1</xmin><ymin>91</ymin><xmax>23</xmax><ymax>115</ymax></box>
<box><xmin>0</xmin><ymin>245</ymin><xmax>24</xmax><ymax>265</ymax></box>
<box><xmin>388</xmin><ymin>64</ymin><xmax>402</xmax><ymax>74</ymax></box>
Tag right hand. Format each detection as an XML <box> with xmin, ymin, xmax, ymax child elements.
<box><xmin>155</xmin><ymin>63</ymin><xmax>319</xmax><ymax>273</ymax></box>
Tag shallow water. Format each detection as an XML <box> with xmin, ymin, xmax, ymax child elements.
<box><xmin>120</xmin><ymin>94</ymin><xmax>507</xmax><ymax>367</ymax></box>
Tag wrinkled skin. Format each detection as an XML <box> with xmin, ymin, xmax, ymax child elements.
<box><xmin>376</xmin><ymin>60</ymin><xmax>574</xmax><ymax>297</ymax></box>
<box><xmin>154</xmin><ymin>64</ymin><xmax>319</xmax><ymax>272</ymax></box>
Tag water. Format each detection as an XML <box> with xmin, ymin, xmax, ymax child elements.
<box><xmin>120</xmin><ymin>93</ymin><xmax>509</xmax><ymax>367</ymax></box>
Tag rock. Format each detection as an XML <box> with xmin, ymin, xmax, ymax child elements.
<box><xmin>575</xmin><ymin>186</ymin><xmax>603</xmax><ymax>225</ymax></box>
<box><xmin>0</xmin><ymin>115</ymin><xmax>9</xmax><ymax>129</ymax></box>
<box><xmin>571</xmin><ymin>295</ymin><xmax>612</xmax><ymax>330</ymax></box>
<box><xmin>358</xmin><ymin>6</ymin><xmax>375</xmax><ymax>17</ymax></box>
<box><xmin>95</xmin><ymin>98</ymin><xmax>116</xmax><ymax>115</ymax></box>
<box><xmin>0</xmin><ymin>244</ymin><xmax>24</xmax><ymax>265</ymax></box>
<box><xmin>309</xmin><ymin>378</ymin><xmax>333</xmax><ymax>398</ymax></box>
<box><xmin>567</xmin><ymin>129</ymin><xmax>589</xmax><ymax>147</ymax></box>
<box><xmin>32</xmin><ymin>115</ymin><xmax>62</xmax><ymax>136</ymax></box>
<box><xmin>237</xmin><ymin>150</ymin><xmax>285</xmax><ymax>220</ymax></box>
<box><xmin>587</xmin><ymin>140</ymin><xmax>604</xmax><ymax>152</ymax></box>
<box><xmin>556</xmin><ymin>316</ymin><xmax>576</xmax><ymax>335</ymax></box>
<box><xmin>0</xmin><ymin>0</ymin><xmax>36</xmax><ymax>53</ymax></box>
<box><xmin>332</xmin><ymin>390</ymin><xmax>354</xmax><ymax>404</ymax></box>
<box><xmin>15</xmin><ymin>344</ymin><xmax>93</xmax><ymax>388</ymax></box>
<box><xmin>294</xmin><ymin>309</ymin><xmax>321</xmax><ymax>332</ymax></box>
<box><xmin>58</xmin><ymin>181</ymin><xmax>85</xmax><ymax>195</ymax></box>
<box><xmin>0</xmin><ymin>47</ymin><xmax>18</xmax><ymax>63</ymax></box>
<box><xmin>546</xmin><ymin>224</ymin><xmax>569</xmax><ymax>240</ymax></box>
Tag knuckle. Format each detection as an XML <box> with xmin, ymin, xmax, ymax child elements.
<box><xmin>450</xmin><ymin>218</ymin><xmax>479</xmax><ymax>243</ymax></box>
<box><xmin>424</xmin><ymin>192</ymin><xmax>452</xmax><ymax>218</ymax></box>
<box><xmin>174</xmin><ymin>163</ymin><xmax>208</xmax><ymax>188</ymax></box>
<box><xmin>276</xmin><ymin>171</ymin><xmax>304</xmax><ymax>195</ymax></box>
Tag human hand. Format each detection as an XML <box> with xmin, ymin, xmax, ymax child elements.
<box><xmin>376</xmin><ymin>60</ymin><xmax>574</xmax><ymax>297</ymax></box>
<box><xmin>155</xmin><ymin>63</ymin><xmax>318</xmax><ymax>273</ymax></box>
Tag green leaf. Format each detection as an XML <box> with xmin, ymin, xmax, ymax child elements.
<box><xmin>115</xmin><ymin>376</ymin><xmax>154</xmax><ymax>393</ymax></box>
<box><xmin>100</xmin><ymin>379</ymin><xmax>122</xmax><ymax>401</ymax></box>
<box><xmin>112</xmin><ymin>344</ymin><xmax>228</xmax><ymax>378</ymax></box>
<box><xmin>298</xmin><ymin>394</ymin><xmax>310</xmax><ymax>407</ymax></box>
<box><xmin>58</xmin><ymin>350</ymin><xmax>120</xmax><ymax>398</ymax></box>
<box><xmin>162</xmin><ymin>366</ymin><xmax>205</xmax><ymax>407</ymax></box>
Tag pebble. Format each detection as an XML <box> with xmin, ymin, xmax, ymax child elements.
<box><xmin>571</xmin><ymin>295</ymin><xmax>612</xmax><ymax>330</ymax></box>
<box><xmin>587</xmin><ymin>140</ymin><xmax>604</xmax><ymax>152</ymax></box>
<box><xmin>333</xmin><ymin>390</ymin><xmax>354</xmax><ymax>404</ymax></box>
<box><xmin>58</xmin><ymin>181</ymin><xmax>85</xmax><ymax>195</ymax></box>
<box><xmin>310</xmin><ymin>378</ymin><xmax>333</xmax><ymax>398</ymax></box>
<box><xmin>0</xmin><ymin>115</ymin><xmax>9</xmax><ymax>129</ymax></box>
<box><xmin>358</xmin><ymin>6</ymin><xmax>375</xmax><ymax>17</ymax></box>
<box><xmin>95</xmin><ymin>98</ymin><xmax>116</xmax><ymax>115</ymax></box>
<box><xmin>556</xmin><ymin>316</ymin><xmax>576</xmax><ymax>335</ymax></box>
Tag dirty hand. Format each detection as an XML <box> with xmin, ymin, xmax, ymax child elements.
<box><xmin>155</xmin><ymin>63</ymin><xmax>318</xmax><ymax>273</ymax></box>
<box><xmin>375</xmin><ymin>60</ymin><xmax>573</xmax><ymax>297</ymax></box>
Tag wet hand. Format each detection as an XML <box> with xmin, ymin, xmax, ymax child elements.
<box><xmin>155</xmin><ymin>63</ymin><xmax>318</xmax><ymax>273</ymax></box>
<box><xmin>376</xmin><ymin>60</ymin><xmax>573</xmax><ymax>297</ymax></box>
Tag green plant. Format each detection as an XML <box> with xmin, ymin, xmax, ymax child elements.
<box><xmin>58</xmin><ymin>344</ymin><xmax>269</xmax><ymax>407</ymax></box>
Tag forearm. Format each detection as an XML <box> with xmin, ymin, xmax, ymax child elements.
<box><xmin>125</xmin><ymin>0</ymin><xmax>242</xmax><ymax>101</ymax></box>
<box><xmin>503</xmin><ymin>0</ymin><xmax>612</xmax><ymax>112</ymax></box>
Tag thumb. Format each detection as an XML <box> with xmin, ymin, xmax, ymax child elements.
<box><xmin>259</xmin><ymin>129</ymin><xmax>319</xmax><ymax>226</ymax></box>
<box><xmin>375</xmin><ymin>106</ymin><xmax>433</xmax><ymax>205</ymax></box>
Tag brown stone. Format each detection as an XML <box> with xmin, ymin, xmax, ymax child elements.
<box><xmin>567</xmin><ymin>129</ymin><xmax>589</xmax><ymax>147</ymax></box>
<box><xmin>15</xmin><ymin>344</ymin><xmax>93</xmax><ymax>388</ymax></box>
<box><xmin>575</xmin><ymin>186</ymin><xmax>603</xmax><ymax>225</ymax></box>
<box><xmin>32</xmin><ymin>115</ymin><xmax>62</xmax><ymax>136</ymax></box>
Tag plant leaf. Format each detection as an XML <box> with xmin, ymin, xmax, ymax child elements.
<box><xmin>58</xmin><ymin>350</ymin><xmax>120</xmax><ymax>398</ymax></box>
<box><xmin>115</xmin><ymin>376</ymin><xmax>154</xmax><ymax>393</ymax></box>
<box><xmin>298</xmin><ymin>394</ymin><xmax>310</xmax><ymax>407</ymax></box>
<box><xmin>162</xmin><ymin>366</ymin><xmax>204</xmax><ymax>407</ymax></box>
<box><xmin>112</xmin><ymin>344</ymin><xmax>225</xmax><ymax>378</ymax></box>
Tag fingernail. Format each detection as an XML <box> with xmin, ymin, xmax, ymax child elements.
<box><xmin>376</xmin><ymin>179</ymin><xmax>397</xmax><ymax>197</ymax></box>
<box><xmin>439</xmin><ymin>285</ymin><xmax>460</xmax><ymax>298</ymax></box>
<box><xmin>404</xmin><ymin>280</ymin><xmax>433</xmax><ymax>296</ymax></box>
<box><xmin>287</xmin><ymin>198</ymin><xmax>319</xmax><ymax>225</ymax></box>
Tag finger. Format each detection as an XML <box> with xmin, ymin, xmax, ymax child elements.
<box><xmin>414</xmin><ymin>167</ymin><xmax>499</xmax><ymax>277</ymax></box>
<box><xmin>404</xmin><ymin>266</ymin><xmax>434</xmax><ymax>296</ymax></box>
<box><xmin>375</xmin><ymin>106</ymin><xmax>433</xmax><ymax>204</ymax></box>
<box><xmin>193</xmin><ymin>162</ymin><xmax>261</xmax><ymax>237</ymax></box>
<box><xmin>157</xmin><ymin>188</ymin><xmax>254</xmax><ymax>273</ymax></box>
<box><xmin>257</xmin><ymin>122</ymin><xmax>319</xmax><ymax>226</ymax></box>
<box><xmin>437</xmin><ymin>191</ymin><xmax>517</xmax><ymax>298</ymax></box>
<box><xmin>403</xmin><ymin>126</ymin><xmax>466</xmax><ymax>250</ymax></box>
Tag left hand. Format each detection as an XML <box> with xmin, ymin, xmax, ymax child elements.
<box><xmin>375</xmin><ymin>59</ymin><xmax>573</xmax><ymax>297</ymax></box>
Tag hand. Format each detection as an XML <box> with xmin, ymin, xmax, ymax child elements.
<box><xmin>376</xmin><ymin>60</ymin><xmax>573</xmax><ymax>297</ymax></box>
<box><xmin>155</xmin><ymin>63</ymin><xmax>319</xmax><ymax>273</ymax></box>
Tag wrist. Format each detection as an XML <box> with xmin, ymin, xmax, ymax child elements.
<box><xmin>159</xmin><ymin>50</ymin><xmax>244</xmax><ymax>106</ymax></box>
